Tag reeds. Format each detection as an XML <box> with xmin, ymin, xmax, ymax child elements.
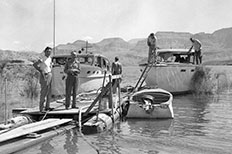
<box><xmin>20</xmin><ymin>67</ymin><xmax>40</xmax><ymax>99</ymax></box>
<box><xmin>190</xmin><ymin>66</ymin><xmax>231</xmax><ymax>95</ymax></box>
<box><xmin>190</xmin><ymin>66</ymin><xmax>214</xmax><ymax>95</ymax></box>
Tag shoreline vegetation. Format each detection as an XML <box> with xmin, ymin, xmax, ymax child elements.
<box><xmin>2</xmin><ymin>26</ymin><xmax>232</xmax><ymax>122</ymax></box>
<box><xmin>0</xmin><ymin>61</ymin><xmax>232</xmax><ymax>122</ymax></box>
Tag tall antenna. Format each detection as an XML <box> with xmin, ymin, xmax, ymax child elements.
<box><xmin>86</xmin><ymin>41</ymin><xmax>88</xmax><ymax>53</ymax></box>
<box><xmin>53</xmin><ymin>0</ymin><xmax>56</xmax><ymax>55</ymax></box>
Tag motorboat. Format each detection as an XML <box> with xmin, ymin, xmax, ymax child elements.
<box><xmin>141</xmin><ymin>48</ymin><xmax>197</xmax><ymax>95</ymax></box>
<box><xmin>51</xmin><ymin>52</ymin><xmax>111</xmax><ymax>97</ymax></box>
<box><xmin>124</xmin><ymin>88</ymin><xmax>174</xmax><ymax>119</ymax></box>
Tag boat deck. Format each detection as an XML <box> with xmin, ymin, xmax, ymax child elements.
<box><xmin>13</xmin><ymin>94</ymin><xmax>117</xmax><ymax>121</ymax></box>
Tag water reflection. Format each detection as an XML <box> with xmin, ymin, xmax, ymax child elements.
<box><xmin>14</xmin><ymin>91</ymin><xmax>232</xmax><ymax>154</ymax></box>
<box><xmin>125</xmin><ymin>119</ymin><xmax>173</xmax><ymax>137</ymax></box>
<box><xmin>38</xmin><ymin>139</ymin><xmax>54</xmax><ymax>154</ymax></box>
<box><xmin>173</xmin><ymin>95</ymin><xmax>212</xmax><ymax>137</ymax></box>
<box><xmin>64</xmin><ymin>129</ymin><xmax>79</xmax><ymax>154</ymax></box>
<box><xmin>93</xmin><ymin>129</ymin><xmax>121</xmax><ymax>154</ymax></box>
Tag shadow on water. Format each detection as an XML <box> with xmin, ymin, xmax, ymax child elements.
<box><xmin>122</xmin><ymin>119</ymin><xmax>173</xmax><ymax>137</ymax></box>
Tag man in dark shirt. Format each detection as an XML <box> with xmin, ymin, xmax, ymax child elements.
<box><xmin>64</xmin><ymin>51</ymin><xmax>80</xmax><ymax>109</ymax></box>
<box><xmin>111</xmin><ymin>57</ymin><xmax>122</xmax><ymax>93</ymax></box>
<box><xmin>147</xmin><ymin>33</ymin><xmax>157</xmax><ymax>63</ymax></box>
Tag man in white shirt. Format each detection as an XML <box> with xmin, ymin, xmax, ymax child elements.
<box><xmin>189</xmin><ymin>38</ymin><xmax>202</xmax><ymax>64</ymax></box>
<box><xmin>33</xmin><ymin>47</ymin><xmax>53</xmax><ymax>112</ymax></box>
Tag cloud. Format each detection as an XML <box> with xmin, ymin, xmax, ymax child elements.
<box><xmin>13</xmin><ymin>41</ymin><xmax>20</xmax><ymax>45</ymax></box>
<box><xmin>82</xmin><ymin>36</ymin><xmax>93</xmax><ymax>41</ymax></box>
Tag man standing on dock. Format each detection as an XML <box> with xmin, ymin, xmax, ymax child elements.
<box><xmin>111</xmin><ymin>56</ymin><xmax>122</xmax><ymax>94</ymax></box>
<box><xmin>64</xmin><ymin>51</ymin><xmax>81</xmax><ymax>109</ymax></box>
<box><xmin>147</xmin><ymin>33</ymin><xmax>157</xmax><ymax>63</ymax></box>
<box><xmin>33</xmin><ymin>47</ymin><xmax>53</xmax><ymax>112</ymax></box>
<box><xmin>188</xmin><ymin>37</ymin><xmax>202</xmax><ymax>64</ymax></box>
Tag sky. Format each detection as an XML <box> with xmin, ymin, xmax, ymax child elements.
<box><xmin>0</xmin><ymin>0</ymin><xmax>232</xmax><ymax>52</ymax></box>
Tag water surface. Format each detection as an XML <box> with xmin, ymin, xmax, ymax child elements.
<box><xmin>18</xmin><ymin>91</ymin><xmax>232</xmax><ymax>154</ymax></box>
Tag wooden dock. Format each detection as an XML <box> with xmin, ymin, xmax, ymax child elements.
<box><xmin>12</xmin><ymin>74</ymin><xmax>123</xmax><ymax>132</ymax></box>
<box><xmin>0</xmin><ymin>74</ymin><xmax>124</xmax><ymax>153</ymax></box>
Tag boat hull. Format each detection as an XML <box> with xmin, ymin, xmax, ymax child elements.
<box><xmin>51</xmin><ymin>64</ymin><xmax>110</xmax><ymax>96</ymax></box>
<box><xmin>126</xmin><ymin>88</ymin><xmax>174</xmax><ymax>119</ymax></box>
<box><xmin>145</xmin><ymin>64</ymin><xmax>195</xmax><ymax>94</ymax></box>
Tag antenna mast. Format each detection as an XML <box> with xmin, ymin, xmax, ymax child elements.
<box><xmin>53</xmin><ymin>0</ymin><xmax>56</xmax><ymax>55</ymax></box>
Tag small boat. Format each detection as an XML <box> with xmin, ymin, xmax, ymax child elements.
<box><xmin>51</xmin><ymin>52</ymin><xmax>111</xmax><ymax>96</ymax></box>
<box><xmin>141</xmin><ymin>48</ymin><xmax>197</xmax><ymax>95</ymax></box>
<box><xmin>124</xmin><ymin>88</ymin><xmax>174</xmax><ymax>119</ymax></box>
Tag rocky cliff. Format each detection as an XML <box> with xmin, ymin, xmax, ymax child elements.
<box><xmin>1</xmin><ymin>27</ymin><xmax>232</xmax><ymax>65</ymax></box>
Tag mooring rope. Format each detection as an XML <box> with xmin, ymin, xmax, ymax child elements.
<box><xmin>40</xmin><ymin>104</ymin><xmax>64</xmax><ymax>121</ymax></box>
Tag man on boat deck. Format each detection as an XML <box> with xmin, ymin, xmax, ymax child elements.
<box><xmin>33</xmin><ymin>46</ymin><xmax>53</xmax><ymax>112</ymax></box>
<box><xmin>188</xmin><ymin>37</ymin><xmax>202</xmax><ymax>65</ymax></box>
<box><xmin>64</xmin><ymin>51</ymin><xmax>81</xmax><ymax>109</ymax></box>
<box><xmin>111</xmin><ymin>57</ymin><xmax>122</xmax><ymax>94</ymax></box>
<box><xmin>147</xmin><ymin>33</ymin><xmax>157</xmax><ymax>63</ymax></box>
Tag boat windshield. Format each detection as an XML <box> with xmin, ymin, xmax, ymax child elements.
<box><xmin>52</xmin><ymin>54</ymin><xmax>94</xmax><ymax>66</ymax></box>
<box><xmin>157</xmin><ymin>49</ymin><xmax>194</xmax><ymax>64</ymax></box>
<box><xmin>79</xmin><ymin>55</ymin><xmax>94</xmax><ymax>65</ymax></box>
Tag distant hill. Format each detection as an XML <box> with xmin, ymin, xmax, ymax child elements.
<box><xmin>0</xmin><ymin>49</ymin><xmax>39</xmax><ymax>63</ymax></box>
<box><xmin>128</xmin><ymin>38</ymin><xmax>144</xmax><ymax>45</ymax></box>
<box><xmin>1</xmin><ymin>27</ymin><xmax>232</xmax><ymax>66</ymax></box>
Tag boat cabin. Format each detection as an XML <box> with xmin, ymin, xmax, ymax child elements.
<box><xmin>156</xmin><ymin>49</ymin><xmax>195</xmax><ymax>64</ymax></box>
<box><xmin>52</xmin><ymin>53</ymin><xmax>111</xmax><ymax>71</ymax></box>
<box><xmin>51</xmin><ymin>52</ymin><xmax>111</xmax><ymax>96</ymax></box>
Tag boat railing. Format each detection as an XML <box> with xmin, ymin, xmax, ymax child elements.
<box><xmin>83</xmin><ymin>74</ymin><xmax>122</xmax><ymax>117</ymax></box>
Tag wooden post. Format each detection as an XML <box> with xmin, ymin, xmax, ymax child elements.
<box><xmin>108</xmin><ymin>75</ymin><xmax>113</xmax><ymax>109</ymax></box>
<box><xmin>117</xmin><ymin>79</ymin><xmax>121</xmax><ymax>116</ymax></box>
<box><xmin>108</xmin><ymin>75</ymin><xmax>114</xmax><ymax>122</ymax></box>
<box><xmin>4</xmin><ymin>78</ymin><xmax>7</xmax><ymax>125</ymax></box>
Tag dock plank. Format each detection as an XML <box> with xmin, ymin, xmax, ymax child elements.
<box><xmin>0</xmin><ymin>118</ymin><xmax>72</xmax><ymax>143</ymax></box>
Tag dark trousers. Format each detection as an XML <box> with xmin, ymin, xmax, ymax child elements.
<box><xmin>193</xmin><ymin>50</ymin><xmax>201</xmax><ymax>65</ymax></box>
<box><xmin>148</xmin><ymin>46</ymin><xmax>156</xmax><ymax>63</ymax></box>
<box><xmin>112</xmin><ymin>78</ymin><xmax>121</xmax><ymax>94</ymax></box>
<box><xmin>65</xmin><ymin>75</ymin><xmax>79</xmax><ymax>109</ymax></box>
<box><xmin>39</xmin><ymin>73</ymin><xmax>52</xmax><ymax>112</ymax></box>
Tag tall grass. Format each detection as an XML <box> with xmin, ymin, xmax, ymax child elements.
<box><xmin>20</xmin><ymin>67</ymin><xmax>40</xmax><ymax>99</ymax></box>
<box><xmin>190</xmin><ymin>66</ymin><xmax>231</xmax><ymax>95</ymax></box>
<box><xmin>0</xmin><ymin>63</ymin><xmax>40</xmax><ymax>121</ymax></box>
<box><xmin>190</xmin><ymin>66</ymin><xmax>215</xmax><ymax>95</ymax></box>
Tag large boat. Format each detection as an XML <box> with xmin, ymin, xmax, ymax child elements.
<box><xmin>51</xmin><ymin>52</ymin><xmax>111</xmax><ymax>97</ymax></box>
<box><xmin>141</xmin><ymin>48</ymin><xmax>197</xmax><ymax>95</ymax></box>
<box><xmin>124</xmin><ymin>88</ymin><xmax>174</xmax><ymax>119</ymax></box>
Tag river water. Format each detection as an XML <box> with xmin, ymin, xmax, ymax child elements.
<box><xmin>15</xmin><ymin>66</ymin><xmax>232</xmax><ymax>154</ymax></box>
<box><xmin>17</xmin><ymin>91</ymin><xmax>232</xmax><ymax>154</ymax></box>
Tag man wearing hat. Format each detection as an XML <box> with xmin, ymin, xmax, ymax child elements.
<box><xmin>147</xmin><ymin>33</ymin><xmax>157</xmax><ymax>63</ymax></box>
<box><xmin>64</xmin><ymin>51</ymin><xmax>81</xmax><ymax>109</ymax></box>
<box><xmin>33</xmin><ymin>46</ymin><xmax>53</xmax><ymax>112</ymax></box>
